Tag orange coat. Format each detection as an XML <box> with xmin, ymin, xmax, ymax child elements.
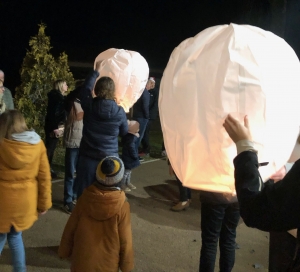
<box><xmin>0</xmin><ymin>138</ymin><xmax>52</xmax><ymax>233</ymax></box>
<box><xmin>58</xmin><ymin>184</ymin><xmax>134</xmax><ymax>272</ymax></box>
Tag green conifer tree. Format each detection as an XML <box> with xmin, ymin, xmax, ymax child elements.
<box><xmin>16</xmin><ymin>23</ymin><xmax>75</xmax><ymax>136</ymax></box>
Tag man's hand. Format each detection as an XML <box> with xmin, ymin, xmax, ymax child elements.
<box><xmin>223</xmin><ymin>114</ymin><xmax>252</xmax><ymax>143</ymax></box>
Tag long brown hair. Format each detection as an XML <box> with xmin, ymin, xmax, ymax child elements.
<box><xmin>0</xmin><ymin>110</ymin><xmax>29</xmax><ymax>142</ymax></box>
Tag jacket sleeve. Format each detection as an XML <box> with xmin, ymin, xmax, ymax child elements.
<box><xmin>149</xmin><ymin>89</ymin><xmax>158</xmax><ymax>118</ymax></box>
<box><xmin>118</xmin><ymin>201</ymin><xmax>134</xmax><ymax>272</ymax></box>
<box><xmin>119</xmin><ymin>108</ymin><xmax>128</xmax><ymax>137</ymax></box>
<box><xmin>55</xmin><ymin>98</ymin><xmax>66</xmax><ymax>125</ymax></box>
<box><xmin>58</xmin><ymin>203</ymin><xmax>80</xmax><ymax>258</ymax></box>
<box><xmin>3</xmin><ymin>87</ymin><xmax>14</xmax><ymax>110</ymax></box>
<box><xmin>142</xmin><ymin>91</ymin><xmax>150</xmax><ymax>119</ymax></box>
<box><xmin>234</xmin><ymin>151</ymin><xmax>300</xmax><ymax>231</ymax></box>
<box><xmin>128</xmin><ymin>138</ymin><xmax>139</xmax><ymax>160</ymax></box>
<box><xmin>79</xmin><ymin>70</ymin><xmax>99</xmax><ymax>111</ymax></box>
<box><xmin>37</xmin><ymin>142</ymin><xmax>52</xmax><ymax>212</ymax></box>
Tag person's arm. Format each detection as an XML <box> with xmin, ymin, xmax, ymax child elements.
<box><xmin>118</xmin><ymin>201</ymin><xmax>134</xmax><ymax>272</ymax></box>
<box><xmin>142</xmin><ymin>91</ymin><xmax>150</xmax><ymax>119</ymax></box>
<box><xmin>119</xmin><ymin>109</ymin><xmax>129</xmax><ymax>137</ymax></box>
<box><xmin>149</xmin><ymin>89</ymin><xmax>159</xmax><ymax>115</ymax></box>
<box><xmin>78</xmin><ymin>70</ymin><xmax>99</xmax><ymax>110</ymax></box>
<box><xmin>128</xmin><ymin>137</ymin><xmax>139</xmax><ymax>160</ymax></box>
<box><xmin>37</xmin><ymin>142</ymin><xmax>52</xmax><ymax>212</ymax></box>
<box><xmin>234</xmin><ymin>151</ymin><xmax>300</xmax><ymax>231</ymax></box>
<box><xmin>224</xmin><ymin>114</ymin><xmax>300</xmax><ymax>231</ymax></box>
<box><xmin>3</xmin><ymin>87</ymin><xmax>14</xmax><ymax>109</ymax></box>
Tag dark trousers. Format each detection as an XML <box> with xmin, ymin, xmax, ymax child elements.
<box><xmin>64</xmin><ymin>148</ymin><xmax>79</xmax><ymax>204</ymax></box>
<box><xmin>45</xmin><ymin>133</ymin><xmax>59</xmax><ymax>165</ymax></box>
<box><xmin>74</xmin><ymin>155</ymin><xmax>101</xmax><ymax>199</ymax></box>
<box><xmin>199</xmin><ymin>202</ymin><xmax>240</xmax><ymax>272</ymax></box>
<box><xmin>133</xmin><ymin>117</ymin><xmax>149</xmax><ymax>152</ymax></box>
<box><xmin>141</xmin><ymin>119</ymin><xmax>153</xmax><ymax>153</ymax></box>
<box><xmin>175</xmin><ymin>174</ymin><xmax>191</xmax><ymax>201</ymax></box>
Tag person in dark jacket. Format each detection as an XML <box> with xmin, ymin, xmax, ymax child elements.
<box><xmin>132</xmin><ymin>79</ymin><xmax>151</xmax><ymax>161</ymax></box>
<box><xmin>74</xmin><ymin>62</ymin><xmax>128</xmax><ymax>199</ymax></box>
<box><xmin>141</xmin><ymin>77</ymin><xmax>159</xmax><ymax>155</ymax></box>
<box><xmin>44</xmin><ymin>80</ymin><xmax>68</xmax><ymax>178</ymax></box>
<box><xmin>121</xmin><ymin>120</ymin><xmax>140</xmax><ymax>192</ymax></box>
<box><xmin>223</xmin><ymin>114</ymin><xmax>300</xmax><ymax>231</ymax></box>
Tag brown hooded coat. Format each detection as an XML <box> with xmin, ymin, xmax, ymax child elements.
<box><xmin>58</xmin><ymin>184</ymin><xmax>134</xmax><ymax>272</ymax></box>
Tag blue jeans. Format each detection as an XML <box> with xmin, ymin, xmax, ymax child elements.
<box><xmin>0</xmin><ymin>227</ymin><xmax>26</xmax><ymax>272</ymax></box>
<box><xmin>74</xmin><ymin>155</ymin><xmax>101</xmax><ymax>199</ymax></box>
<box><xmin>133</xmin><ymin>118</ymin><xmax>149</xmax><ymax>151</ymax></box>
<box><xmin>64</xmin><ymin>148</ymin><xmax>79</xmax><ymax>204</ymax></box>
<box><xmin>175</xmin><ymin>174</ymin><xmax>191</xmax><ymax>202</ymax></box>
<box><xmin>199</xmin><ymin>202</ymin><xmax>240</xmax><ymax>272</ymax></box>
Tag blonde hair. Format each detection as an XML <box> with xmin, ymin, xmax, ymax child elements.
<box><xmin>0</xmin><ymin>110</ymin><xmax>29</xmax><ymax>142</ymax></box>
<box><xmin>53</xmin><ymin>79</ymin><xmax>66</xmax><ymax>93</ymax></box>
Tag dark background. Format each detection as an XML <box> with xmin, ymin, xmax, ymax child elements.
<box><xmin>1</xmin><ymin>0</ymin><xmax>299</xmax><ymax>94</ymax></box>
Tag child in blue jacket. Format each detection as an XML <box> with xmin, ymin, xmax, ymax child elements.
<box><xmin>121</xmin><ymin>121</ymin><xmax>140</xmax><ymax>191</ymax></box>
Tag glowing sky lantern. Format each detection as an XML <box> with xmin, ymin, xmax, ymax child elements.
<box><xmin>159</xmin><ymin>23</ymin><xmax>300</xmax><ymax>194</ymax></box>
<box><xmin>94</xmin><ymin>48</ymin><xmax>149</xmax><ymax>112</ymax></box>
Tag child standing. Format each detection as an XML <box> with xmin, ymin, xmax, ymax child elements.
<box><xmin>121</xmin><ymin>120</ymin><xmax>140</xmax><ymax>192</ymax></box>
<box><xmin>58</xmin><ymin>156</ymin><xmax>134</xmax><ymax>272</ymax></box>
<box><xmin>0</xmin><ymin>110</ymin><xmax>52</xmax><ymax>271</ymax></box>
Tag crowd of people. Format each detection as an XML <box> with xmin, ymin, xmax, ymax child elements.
<box><xmin>0</xmin><ymin>65</ymin><xmax>300</xmax><ymax>272</ymax></box>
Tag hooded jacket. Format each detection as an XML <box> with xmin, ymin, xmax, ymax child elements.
<box><xmin>45</xmin><ymin>89</ymin><xmax>66</xmax><ymax>133</ymax></box>
<box><xmin>0</xmin><ymin>131</ymin><xmax>52</xmax><ymax>233</ymax></box>
<box><xmin>78</xmin><ymin>71</ymin><xmax>128</xmax><ymax>159</ymax></box>
<box><xmin>58</xmin><ymin>183</ymin><xmax>134</xmax><ymax>272</ymax></box>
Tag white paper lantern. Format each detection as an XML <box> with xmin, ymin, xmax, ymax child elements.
<box><xmin>159</xmin><ymin>23</ymin><xmax>300</xmax><ymax>194</ymax></box>
<box><xmin>94</xmin><ymin>48</ymin><xmax>149</xmax><ymax>112</ymax></box>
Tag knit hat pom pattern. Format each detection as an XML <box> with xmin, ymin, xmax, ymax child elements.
<box><xmin>96</xmin><ymin>156</ymin><xmax>125</xmax><ymax>186</ymax></box>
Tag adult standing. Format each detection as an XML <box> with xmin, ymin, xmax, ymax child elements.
<box><xmin>0</xmin><ymin>70</ymin><xmax>14</xmax><ymax>110</ymax></box>
<box><xmin>141</xmin><ymin>77</ymin><xmax>158</xmax><ymax>156</ymax></box>
<box><xmin>132</xmin><ymin>79</ymin><xmax>151</xmax><ymax>161</ymax></box>
<box><xmin>74</xmin><ymin>62</ymin><xmax>128</xmax><ymax>199</ymax></box>
<box><xmin>44</xmin><ymin>80</ymin><xmax>68</xmax><ymax>178</ymax></box>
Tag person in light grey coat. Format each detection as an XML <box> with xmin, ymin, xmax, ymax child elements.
<box><xmin>0</xmin><ymin>70</ymin><xmax>14</xmax><ymax>111</ymax></box>
<box><xmin>62</xmin><ymin>84</ymin><xmax>84</xmax><ymax>214</ymax></box>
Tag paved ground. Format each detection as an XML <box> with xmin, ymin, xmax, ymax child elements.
<box><xmin>0</xmin><ymin>159</ymin><xmax>269</xmax><ymax>271</ymax></box>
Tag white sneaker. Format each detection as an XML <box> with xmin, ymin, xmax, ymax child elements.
<box><xmin>127</xmin><ymin>183</ymin><xmax>136</xmax><ymax>190</ymax></box>
<box><xmin>124</xmin><ymin>187</ymin><xmax>131</xmax><ymax>192</ymax></box>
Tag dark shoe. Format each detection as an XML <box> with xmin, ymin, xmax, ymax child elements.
<box><xmin>50</xmin><ymin>169</ymin><xmax>58</xmax><ymax>179</ymax></box>
<box><xmin>62</xmin><ymin>202</ymin><xmax>74</xmax><ymax>214</ymax></box>
<box><xmin>138</xmin><ymin>156</ymin><xmax>144</xmax><ymax>162</ymax></box>
<box><xmin>171</xmin><ymin>201</ymin><xmax>190</xmax><ymax>212</ymax></box>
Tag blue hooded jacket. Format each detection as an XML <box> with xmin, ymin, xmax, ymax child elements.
<box><xmin>78</xmin><ymin>71</ymin><xmax>128</xmax><ymax>160</ymax></box>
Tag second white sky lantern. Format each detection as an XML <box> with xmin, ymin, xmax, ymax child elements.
<box><xmin>94</xmin><ymin>48</ymin><xmax>149</xmax><ymax>112</ymax></box>
<box><xmin>159</xmin><ymin>23</ymin><xmax>300</xmax><ymax>194</ymax></box>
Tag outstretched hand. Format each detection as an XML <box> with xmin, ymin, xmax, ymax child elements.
<box><xmin>223</xmin><ymin>114</ymin><xmax>252</xmax><ymax>143</ymax></box>
<box><xmin>95</xmin><ymin>60</ymin><xmax>103</xmax><ymax>73</ymax></box>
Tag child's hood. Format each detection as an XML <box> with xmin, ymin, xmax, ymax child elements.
<box><xmin>81</xmin><ymin>184</ymin><xmax>126</xmax><ymax>221</ymax></box>
<box><xmin>0</xmin><ymin>134</ymin><xmax>42</xmax><ymax>169</ymax></box>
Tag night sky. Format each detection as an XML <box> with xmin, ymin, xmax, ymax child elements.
<box><xmin>1</xmin><ymin>0</ymin><xmax>300</xmax><ymax>92</ymax></box>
